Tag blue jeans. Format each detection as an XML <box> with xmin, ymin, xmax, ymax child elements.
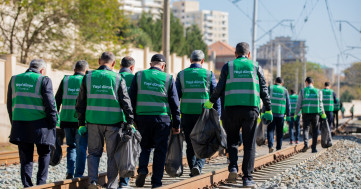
<box><xmin>289</xmin><ymin>114</ymin><xmax>300</xmax><ymax>142</ymax></box>
<box><xmin>325</xmin><ymin>111</ymin><xmax>334</xmax><ymax>129</ymax></box>
<box><xmin>267</xmin><ymin>117</ymin><xmax>284</xmax><ymax>150</ymax></box>
<box><xmin>64</xmin><ymin>127</ymin><xmax>88</xmax><ymax>177</ymax></box>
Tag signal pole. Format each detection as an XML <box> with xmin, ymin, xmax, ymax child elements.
<box><xmin>162</xmin><ymin>0</ymin><xmax>171</xmax><ymax>73</ymax></box>
<box><xmin>251</xmin><ymin>0</ymin><xmax>258</xmax><ymax>62</ymax></box>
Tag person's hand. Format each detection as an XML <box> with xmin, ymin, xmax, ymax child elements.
<box><xmin>172</xmin><ymin>127</ymin><xmax>180</xmax><ymax>134</ymax></box>
<box><xmin>203</xmin><ymin>100</ymin><xmax>214</xmax><ymax>109</ymax></box>
<box><xmin>261</xmin><ymin>111</ymin><xmax>273</xmax><ymax>125</ymax></box>
<box><xmin>321</xmin><ymin>113</ymin><xmax>327</xmax><ymax>119</ymax></box>
<box><xmin>78</xmin><ymin>126</ymin><xmax>87</xmax><ymax>136</ymax></box>
<box><xmin>286</xmin><ymin>116</ymin><xmax>291</xmax><ymax>122</ymax></box>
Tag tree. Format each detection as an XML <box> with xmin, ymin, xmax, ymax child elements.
<box><xmin>184</xmin><ymin>24</ymin><xmax>208</xmax><ymax>59</ymax></box>
<box><xmin>339</xmin><ymin>62</ymin><xmax>361</xmax><ymax>101</ymax></box>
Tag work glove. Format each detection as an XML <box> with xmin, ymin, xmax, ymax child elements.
<box><xmin>203</xmin><ymin>99</ymin><xmax>214</xmax><ymax>109</ymax></box>
<box><xmin>56</xmin><ymin>114</ymin><xmax>60</xmax><ymax>127</ymax></box>
<box><xmin>321</xmin><ymin>112</ymin><xmax>327</xmax><ymax>119</ymax></box>
<box><xmin>78</xmin><ymin>126</ymin><xmax>87</xmax><ymax>136</ymax></box>
<box><xmin>261</xmin><ymin>111</ymin><xmax>273</xmax><ymax>125</ymax></box>
<box><xmin>286</xmin><ymin>116</ymin><xmax>291</xmax><ymax>122</ymax></box>
<box><xmin>294</xmin><ymin>114</ymin><xmax>298</xmax><ymax>120</ymax></box>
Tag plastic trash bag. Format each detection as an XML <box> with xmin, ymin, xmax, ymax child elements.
<box><xmin>283</xmin><ymin>122</ymin><xmax>289</xmax><ymax>134</ymax></box>
<box><xmin>49</xmin><ymin>137</ymin><xmax>62</xmax><ymax>166</ymax></box>
<box><xmin>165</xmin><ymin>134</ymin><xmax>183</xmax><ymax>177</ymax></box>
<box><xmin>320</xmin><ymin>119</ymin><xmax>333</xmax><ymax>148</ymax></box>
<box><xmin>115</xmin><ymin>125</ymin><xmax>142</xmax><ymax>178</ymax></box>
<box><xmin>255</xmin><ymin>121</ymin><xmax>266</xmax><ymax>146</ymax></box>
<box><xmin>190</xmin><ymin>108</ymin><xmax>227</xmax><ymax>159</ymax></box>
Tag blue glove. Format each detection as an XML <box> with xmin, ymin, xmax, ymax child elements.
<box><xmin>78</xmin><ymin>126</ymin><xmax>87</xmax><ymax>136</ymax></box>
<box><xmin>203</xmin><ymin>99</ymin><xmax>214</xmax><ymax>109</ymax></box>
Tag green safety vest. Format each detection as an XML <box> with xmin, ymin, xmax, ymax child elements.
<box><xmin>120</xmin><ymin>71</ymin><xmax>134</xmax><ymax>93</ymax></box>
<box><xmin>60</xmin><ymin>75</ymin><xmax>83</xmax><ymax>122</ymax></box>
<box><xmin>334</xmin><ymin>98</ymin><xmax>340</xmax><ymax>111</ymax></box>
<box><xmin>302</xmin><ymin>86</ymin><xmax>321</xmax><ymax>114</ymax></box>
<box><xmin>322</xmin><ymin>88</ymin><xmax>334</xmax><ymax>111</ymax></box>
<box><xmin>224</xmin><ymin>57</ymin><xmax>260</xmax><ymax>107</ymax></box>
<box><xmin>270</xmin><ymin>84</ymin><xmax>286</xmax><ymax>114</ymax></box>
<box><xmin>11</xmin><ymin>72</ymin><xmax>47</xmax><ymax>121</ymax></box>
<box><xmin>136</xmin><ymin>69</ymin><xmax>171</xmax><ymax>115</ymax></box>
<box><xmin>179</xmin><ymin>67</ymin><xmax>211</xmax><ymax>114</ymax></box>
<box><xmin>85</xmin><ymin>70</ymin><xmax>125</xmax><ymax>124</ymax></box>
<box><xmin>289</xmin><ymin>94</ymin><xmax>298</xmax><ymax>114</ymax></box>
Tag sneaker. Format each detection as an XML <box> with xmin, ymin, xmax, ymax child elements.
<box><xmin>88</xmin><ymin>181</ymin><xmax>98</xmax><ymax>189</ymax></box>
<box><xmin>312</xmin><ymin>148</ymin><xmax>318</xmax><ymax>153</ymax></box>
<box><xmin>301</xmin><ymin>146</ymin><xmax>309</xmax><ymax>152</ymax></box>
<box><xmin>243</xmin><ymin>177</ymin><xmax>256</xmax><ymax>187</ymax></box>
<box><xmin>65</xmin><ymin>173</ymin><xmax>73</xmax><ymax>179</ymax></box>
<box><xmin>295</xmin><ymin>141</ymin><xmax>299</xmax><ymax>144</ymax></box>
<box><xmin>290</xmin><ymin>141</ymin><xmax>294</xmax><ymax>145</ymax></box>
<box><xmin>227</xmin><ymin>169</ymin><xmax>238</xmax><ymax>183</ymax></box>
<box><xmin>135</xmin><ymin>173</ymin><xmax>147</xmax><ymax>187</ymax></box>
<box><xmin>269</xmin><ymin>147</ymin><xmax>275</xmax><ymax>153</ymax></box>
<box><xmin>191</xmin><ymin>166</ymin><xmax>201</xmax><ymax>177</ymax></box>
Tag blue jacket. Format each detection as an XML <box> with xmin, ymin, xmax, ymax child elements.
<box><xmin>129</xmin><ymin>67</ymin><xmax>181</xmax><ymax>129</ymax></box>
<box><xmin>175</xmin><ymin>63</ymin><xmax>221</xmax><ymax>116</ymax></box>
<box><xmin>7</xmin><ymin>68</ymin><xmax>58</xmax><ymax>146</ymax></box>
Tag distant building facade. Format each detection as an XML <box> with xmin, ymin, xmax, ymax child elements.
<box><xmin>208</xmin><ymin>41</ymin><xmax>235</xmax><ymax>70</ymax></box>
<box><xmin>120</xmin><ymin>0</ymin><xmax>163</xmax><ymax>20</ymax></box>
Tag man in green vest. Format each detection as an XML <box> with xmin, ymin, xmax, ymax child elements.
<box><xmin>129</xmin><ymin>54</ymin><xmax>181</xmax><ymax>188</ymax></box>
<box><xmin>75</xmin><ymin>52</ymin><xmax>134</xmax><ymax>189</ymax></box>
<box><xmin>288</xmin><ymin>89</ymin><xmax>301</xmax><ymax>144</ymax></box>
<box><xmin>266</xmin><ymin>77</ymin><xmax>290</xmax><ymax>152</ymax></box>
<box><xmin>119</xmin><ymin>56</ymin><xmax>135</xmax><ymax>92</ymax></box>
<box><xmin>7</xmin><ymin>59</ymin><xmax>58</xmax><ymax>187</ymax></box>
<box><xmin>204</xmin><ymin>42</ymin><xmax>272</xmax><ymax>187</ymax></box>
<box><xmin>333</xmin><ymin>98</ymin><xmax>341</xmax><ymax>128</ymax></box>
<box><xmin>294</xmin><ymin>77</ymin><xmax>326</xmax><ymax>153</ymax></box>
<box><xmin>351</xmin><ymin>104</ymin><xmax>355</xmax><ymax>119</ymax></box>
<box><xmin>175</xmin><ymin>50</ymin><xmax>221</xmax><ymax>177</ymax></box>
<box><xmin>322</xmin><ymin>82</ymin><xmax>337</xmax><ymax>129</ymax></box>
<box><xmin>55</xmin><ymin>60</ymin><xmax>88</xmax><ymax>179</ymax></box>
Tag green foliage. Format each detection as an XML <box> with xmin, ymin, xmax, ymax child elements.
<box><xmin>340</xmin><ymin>90</ymin><xmax>354</xmax><ymax>102</ymax></box>
<box><xmin>184</xmin><ymin>24</ymin><xmax>208</xmax><ymax>60</ymax></box>
<box><xmin>339</xmin><ymin>62</ymin><xmax>361</xmax><ymax>101</ymax></box>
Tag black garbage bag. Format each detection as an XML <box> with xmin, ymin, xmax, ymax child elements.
<box><xmin>190</xmin><ymin>108</ymin><xmax>227</xmax><ymax>159</ymax></box>
<box><xmin>115</xmin><ymin>125</ymin><xmax>142</xmax><ymax>178</ymax></box>
<box><xmin>255</xmin><ymin>121</ymin><xmax>266</xmax><ymax>146</ymax></box>
<box><xmin>320</xmin><ymin>119</ymin><xmax>333</xmax><ymax>148</ymax></box>
<box><xmin>165</xmin><ymin>133</ymin><xmax>183</xmax><ymax>177</ymax></box>
<box><xmin>49</xmin><ymin>137</ymin><xmax>62</xmax><ymax>166</ymax></box>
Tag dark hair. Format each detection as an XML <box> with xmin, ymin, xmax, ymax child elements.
<box><xmin>100</xmin><ymin>51</ymin><xmax>115</xmax><ymax>63</ymax></box>
<box><xmin>235</xmin><ymin>42</ymin><xmax>250</xmax><ymax>56</ymax></box>
<box><xmin>75</xmin><ymin>60</ymin><xmax>89</xmax><ymax>72</ymax></box>
<box><xmin>290</xmin><ymin>89</ymin><xmax>295</xmax><ymax>94</ymax></box>
<box><xmin>305</xmin><ymin>77</ymin><xmax>313</xmax><ymax>84</ymax></box>
<box><xmin>324</xmin><ymin>82</ymin><xmax>330</xmax><ymax>87</ymax></box>
<box><xmin>121</xmin><ymin>56</ymin><xmax>135</xmax><ymax>68</ymax></box>
<box><xmin>275</xmin><ymin>77</ymin><xmax>283</xmax><ymax>84</ymax></box>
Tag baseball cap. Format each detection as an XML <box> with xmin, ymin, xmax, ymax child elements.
<box><xmin>151</xmin><ymin>54</ymin><xmax>166</xmax><ymax>63</ymax></box>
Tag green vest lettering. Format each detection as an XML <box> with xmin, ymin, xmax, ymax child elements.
<box><xmin>60</xmin><ymin>75</ymin><xmax>83</xmax><ymax>122</ymax></box>
<box><xmin>322</xmin><ymin>88</ymin><xmax>334</xmax><ymax>111</ymax></box>
<box><xmin>270</xmin><ymin>84</ymin><xmax>286</xmax><ymax>114</ymax></box>
<box><xmin>302</xmin><ymin>87</ymin><xmax>321</xmax><ymax>114</ymax></box>
<box><xmin>289</xmin><ymin>94</ymin><xmax>298</xmax><ymax>114</ymax></box>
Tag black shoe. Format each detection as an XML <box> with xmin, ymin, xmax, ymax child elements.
<box><xmin>66</xmin><ymin>173</ymin><xmax>73</xmax><ymax>179</ymax></box>
<box><xmin>243</xmin><ymin>177</ymin><xmax>256</xmax><ymax>187</ymax></box>
<box><xmin>301</xmin><ymin>146</ymin><xmax>309</xmax><ymax>152</ymax></box>
<box><xmin>227</xmin><ymin>168</ymin><xmax>238</xmax><ymax>183</ymax></box>
<box><xmin>312</xmin><ymin>148</ymin><xmax>318</xmax><ymax>153</ymax></box>
<box><xmin>135</xmin><ymin>174</ymin><xmax>147</xmax><ymax>187</ymax></box>
<box><xmin>191</xmin><ymin>167</ymin><xmax>201</xmax><ymax>177</ymax></box>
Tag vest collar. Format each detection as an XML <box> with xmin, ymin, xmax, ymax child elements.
<box><xmin>190</xmin><ymin>63</ymin><xmax>202</xmax><ymax>68</ymax></box>
<box><xmin>97</xmin><ymin>65</ymin><xmax>112</xmax><ymax>71</ymax></box>
<box><xmin>26</xmin><ymin>68</ymin><xmax>41</xmax><ymax>74</ymax></box>
<box><xmin>74</xmin><ymin>72</ymin><xmax>85</xmax><ymax>76</ymax></box>
<box><xmin>119</xmin><ymin>67</ymin><xmax>132</xmax><ymax>74</ymax></box>
<box><xmin>150</xmin><ymin>67</ymin><xmax>163</xmax><ymax>72</ymax></box>
<box><xmin>236</xmin><ymin>55</ymin><xmax>248</xmax><ymax>59</ymax></box>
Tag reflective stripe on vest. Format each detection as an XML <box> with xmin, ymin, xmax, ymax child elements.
<box><xmin>270</xmin><ymin>85</ymin><xmax>286</xmax><ymax>114</ymax></box>
<box><xmin>302</xmin><ymin>87</ymin><xmax>321</xmax><ymax>113</ymax></box>
<box><xmin>86</xmin><ymin>72</ymin><xmax>121</xmax><ymax>101</ymax></box>
<box><xmin>322</xmin><ymin>89</ymin><xmax>334</xmax><ymax>111</ymax></box>
<box><xmin>290</xmin><ymin>94</ymin><xmax>298</xmax><ymax>114</ymax></box>
<box><xmin>11</xmin><ymin>72</ymin><xmax>46</xmax><ymax>121</ymax></box>
<box><xmin>224</xmin><ymin>58</ymin><xmax>260</xmax><ymax>107</ymax></box>
<box><xmin>179</xmin><ymin>68</ymin><xmax>211</xmax><ymax>114</ymax></box>
<box><xmin>60</xmin><ymin>75</ymin><xmax>83</xmax><ymax>122</ymax></box>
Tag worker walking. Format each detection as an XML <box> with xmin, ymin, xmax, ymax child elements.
<box><xmin>294</xmin><ymin>77</ymin><xmax>326</xmax><ymax>153</ymax></box>
<box><xmin>175</xmin><ymin>50</ymin><xmax>221</xmax><ymax>177</ymax></box>
<box><xmin>7</xmin><ymin>59</ymin><xmax>58</xmax><ymax>187</ymax></box>
<box><xmin>266</xmin><ymin>77</ymin><xmax>290</xmax><ymax>152</ymax></box>
<box><xmin>204</xmin><ymin>42</ymin><xmax>272</xmax><ymax>187</ymax></box>
<box><xmin>350</xmin><ymin>104</ymin><xmax>355</xmax><ymax>119</ymax></box>
<box><xmin>288</xmin><ymin>89</ymin><xmax>300</xmax><ymax>144</ymax></box>
<box><xmin>130</xmin><ymin>54</ymin><xmax>181</xmax><ymax>188</ymax></box>
<box><xmin>333</xmin><ymin>98</ymin><xmax>342</xmax><ymax>128</ymax></box>
<box><xmin>55</xmin><ymin>60</ymin><xmax>89</xmax><ymax>179</ymax></box>
<box><xmin>322</xmin><ymin>82</ymin><xmax>337</xmax><ymax>129</ymax></box>
<box><xmin>75</xmin><ymin>52</ymin><xmax>134</xmax><ymax>189</ymax></box>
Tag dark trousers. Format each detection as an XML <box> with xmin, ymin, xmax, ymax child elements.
<box><xmin>181</xmin><ymin>114</ymin><xmax>205</xmax><ymax>172</ymax></box>
<box><xmin>302</xmin><ymin>114</ymin><xmax>320</xmax><ymax>150</ymax></box>
<box><xmin>333</xmin><ymin>111</ymin><xmax>339</xmax><ymax>128</ymax></box>
<box><xmin>223</xmin><ymin>107</ymin><xmax>258</xmax><ymax>179</ymax></box>
<box><xmin>18</xmin><ymin>142</ymin><xmax>51</xmax><ymax>187</ymax></box>
<box><xmin>325</xmin><ymin>111</ymin><xmax>334</xmax><ymax>129</ymax></box>
<box><xmin>56</xmin><ymin>127</ymin><xmax>65</xmax><ymax>145</ymax></box>
<box><xmin>137</xmin><ymin>118</ymin><xmax>171</xmax><ymax>188</ymax></box>
<box><xmin>289</xmin><ymin>114</ymin><xmax>300</xmax><ymax>142</ymax></box>
<box><xmin>267</xmin><ymin>117</ymin><xmax>285</xmax><ymax>150</ymax></box>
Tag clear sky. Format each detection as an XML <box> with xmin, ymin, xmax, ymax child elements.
<box><xmin>171</xmin><ymin>0</ymin><xmax>361</xmax><ymax>73</ymax></box>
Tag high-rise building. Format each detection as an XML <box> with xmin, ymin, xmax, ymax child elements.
<box><xmin>172</xmin><ymin>1</ymin><xmax>229</xmax><ymax>45</ymax></box>
<box><xmin>120</xmin><ymin>0</ymin><xmax>163</xmax><ymax>20</ymax></box>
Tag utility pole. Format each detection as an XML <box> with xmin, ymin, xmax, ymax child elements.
<box><xmin>251</xmin><ymin>0</ymin><xmax>258</xmax><ymax>63</ymax></box>
<box><xmin>337</xmin><ymin>54</ymin><xmax>340</xmax><ymax>99</ymax></box>
<box><xmin>269</xmin><ymin>31</ymin><xmax>273</xmax><ymax>84</ymax></box>
<box><xmin>295</xmin><ymin>67</ymin><xmax>299</xmax><ymax>93</ymax></box>
<box><xmin>277</xmin><ymin>44</ymin><xmax>281</xmax><ymax>77</ymax></box>
<box><xmin>302</xmin><ymin>44</ymin><xmax>306</xmax><ymax>88</ymax></box>
<box><xmin>162</xmin><ymin>0</ymin><xmax>171</xmax><ymax>73</ymax></box>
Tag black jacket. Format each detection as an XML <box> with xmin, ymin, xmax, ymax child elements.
<box><xmin>55</xmin><ymin>72</ymin><xmax>84</xmax><ymax>128</ymax></box>
<box><xmin>7</xmin><ymin>68</ymin><xmax>58</xmax><ymax>146</ymax></box>
<box><xmin>75</xmin><ymin>65</ymin><xmax>134</xmax><ymax>127</ymax></box>
<box><xmin>129</xmin><ymin>67</ymin><xmax>181</xmax><ymax>129</ymax></box>
<box><xmin>209</xmin><ymin>56</ymin><xmax>272</xmax><ymax>114</ymax></box>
